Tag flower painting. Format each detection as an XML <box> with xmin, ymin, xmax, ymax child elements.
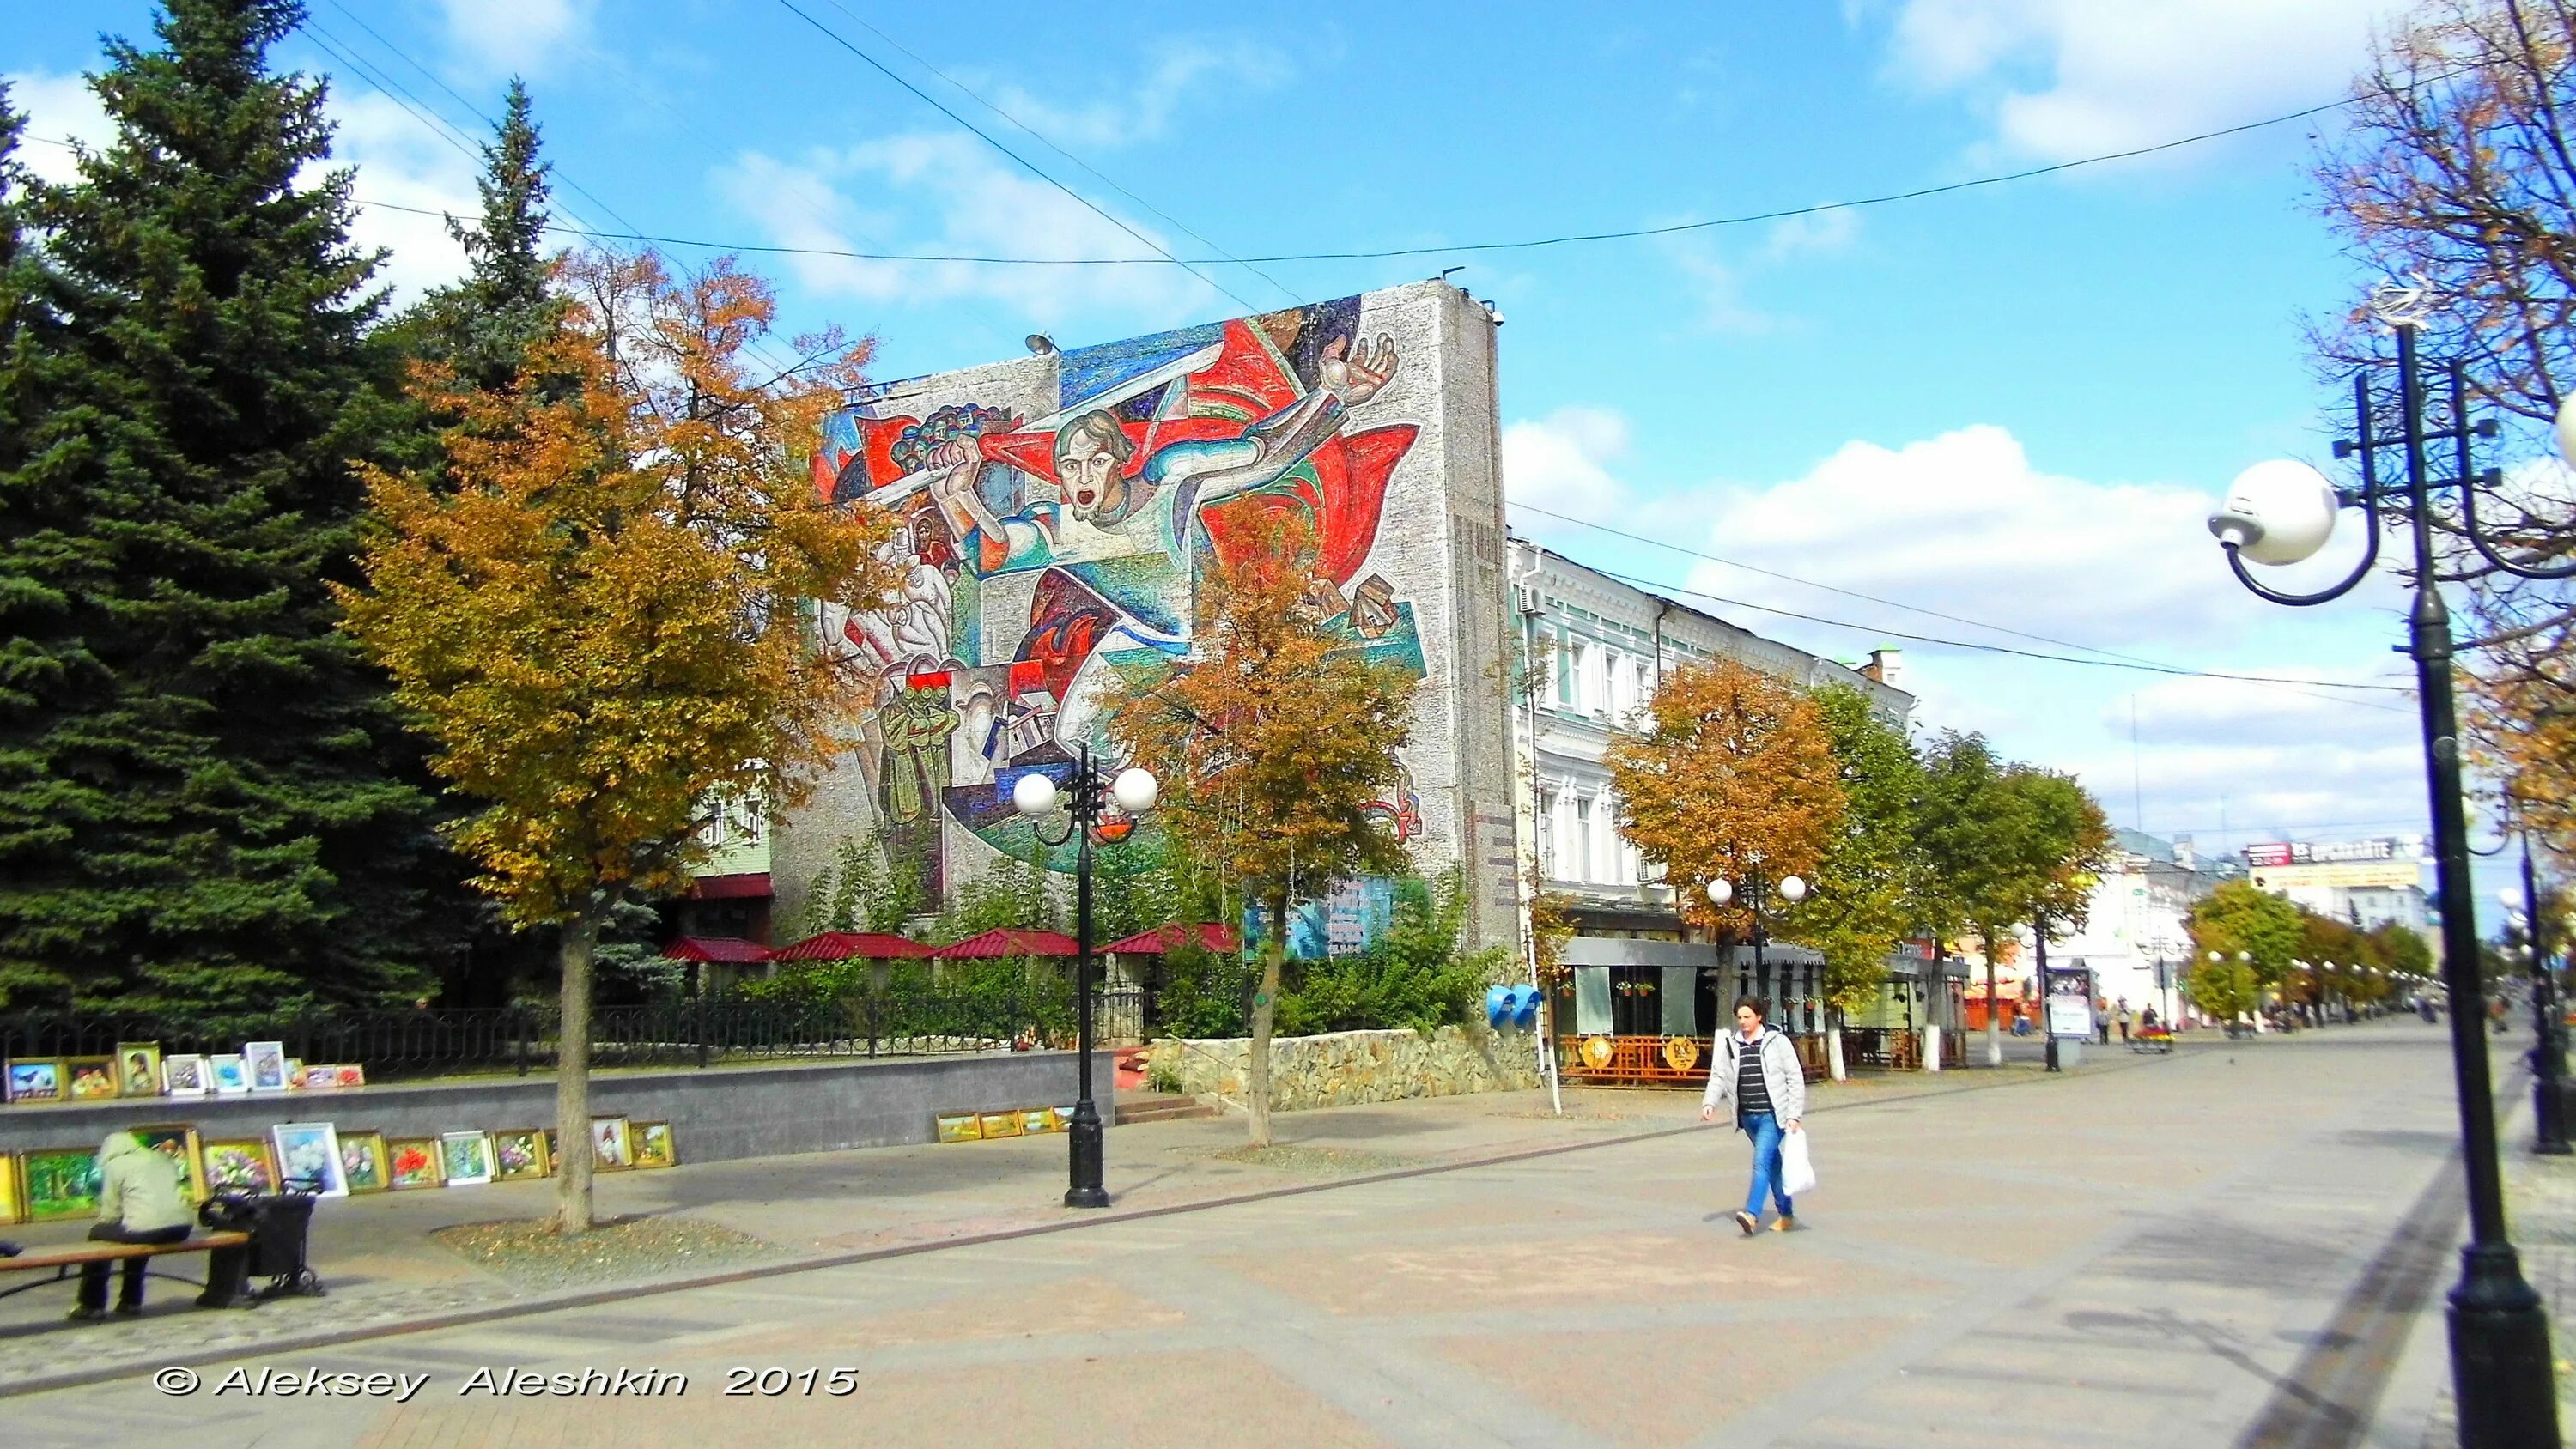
<box><xmin>4</xmin><ymin>1059</ymin><xmax>62</xmax><ymax>1104</ymax></box>
<box><xmin>631</xmin><ymin>1122</ymin><xmax>676</xmax><ymax>1169</ymax></box>
<box><xmin>386</xmin><ymin>1138</ymin><xmax>442</xmax><ymax>1190</ymax></box>
<box><xmin>244</xmin><ymin>1040</ymin><xmax>288</xmax><ymax>1092</ymax></box>
<box><xmin>270</xmin><ymin>1122</ymin><xmax>348</xmax><ymax>1197</ymax></box>
<box><xmin>439</xmin><ymin>1131</ymin><xmax>495</xmax><ymax>1187</ymax></box>
<box><xmin>339</xmin><ymin>1131</ymin><xmax>391</xmax><ymax>1194</ymax></box>
<box><xmin>162</xmin><ymin>1054</ymin><xmax>209</xmax><ymax>1098</ymax></box>
<box><xmin>492</xmin><ymin>1130</ymin><xmax>548</xmax><ymax>1182</ymax></box>
<box><xmin>202</xmin><ymin>1139</ymin><xmax>275</xmax><ymax>1194</ymax></box>
<box><xmin>65</xmin><ymin>1057</ymin><xmax>118</xmax><ymax>1100</ymax></box>
<box><xmin>134</xmin><ymin>1125</ymin><xmax>209</xmax><ymax>1203</ymax></box>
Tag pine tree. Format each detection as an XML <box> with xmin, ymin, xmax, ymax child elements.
<box><xmin>386</xmin><ymin>78</ymin><xmax>562</xmax><ymax>399</ymax></box>
<box><xmin>0</xmin><ymin>1</ymin><xmax>438</xmax><ymax>1009</ymax></box>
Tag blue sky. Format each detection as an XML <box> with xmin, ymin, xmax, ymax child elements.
<box><xmin>11</xmin><ymin>0</ymin><xmax>2537</xmax><ymax>920</ymax></box>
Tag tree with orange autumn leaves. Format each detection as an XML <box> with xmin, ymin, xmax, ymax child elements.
<box><xmin>1603</xmin><ymin>658</ymin><xmax>1846</xmax><ymax>942</ymax></box>
<box><xmin>1102</xmin><ymin>511</ymin><xmax>1413</xmax><ymax>1147</ymax></box>
<box><xmin>337</xmin><ymin>250</ymin><xmax>894</xmax><ymax>1231</ymax></box>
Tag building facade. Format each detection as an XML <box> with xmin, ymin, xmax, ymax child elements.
<box><xmin>761</xmin><ymin>282</ymin><xmax>1522</xmax><ymax>950</ymax></box>
<box><xmin>2241</xmin><ymin>836</ymin><xmax>2434</xmax><ymax>942</ymax></box>
<box><xmin>2047</xmin><ymin>828</ymin><xmax>2228</xmax><ymax>1028</ymax></box>
<box><xmin>1504</xmin><ymin>540</ymin><xmax>1914</xmax><ymax>938</ymax></box>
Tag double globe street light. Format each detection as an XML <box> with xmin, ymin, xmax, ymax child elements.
<box><xmin>2206</xmin><ymin>281</ymin><xmax>2563</xmax><ymax>1449</ymax></box>
<box><xmin>1706</xmin><ymin>868</ymin><xmax>1807</xmax><ymax>1009</ymax></box>
<box><xmin>1011</xmin><ymin>746</ymin><xmax>1159</xmax><ymax>1209</ymax></box>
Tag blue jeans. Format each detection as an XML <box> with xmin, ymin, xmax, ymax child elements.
<box><xmin>1742</xmin><ymin>1111</ymin><xmax>1793</xmax><ymax>1219</ymax></box>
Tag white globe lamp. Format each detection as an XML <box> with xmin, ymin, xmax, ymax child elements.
<box><xmin>1110</xmin><ymin>766</ymin><xmax>1160</xmax><ymax>815</ymax></box>
<box><xmin>1706</xmin><ymin>879</ymin><xmax>1733</xmax><ymax>907</ymax></box>
<box><xmin>2210</xmin><ymin>459</ymin><xmax>2339</xmax><ymax>566</ymax></box>
<box><xmin>1010</xmin><ymin>773</ymin><xmax>1059</xmax><ymax>818</ymax></box>
<box><xmin>1778</xmin><ymin>875</ymin><xmax>1808</xmax><ymax>904</ymax></box>
<box><xmin>2557</xmin><ymin>393</ymin><xmax>2576</xmax><ymax>467</ymax></box>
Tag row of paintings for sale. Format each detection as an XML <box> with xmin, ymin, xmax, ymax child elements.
<box><xmin>4</xmin><ymin>1041</ymin><xmax>364</xmax><ymax>1105</ymax></box>
<box><xmin>935</xmin><ymin>1106</ymin><xmax>1078</xmax><ymax>1143</ymax></box>
<box><xmin>0</xmin><ymin>1117</ymin><xmax>678</xmax><ymax>1224</ymax></box>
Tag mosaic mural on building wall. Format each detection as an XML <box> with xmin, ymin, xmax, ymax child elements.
<box><xmin>808</xmin><ymin>296</ymin><xmax>1437</xmax><ymax>885</ymax></box>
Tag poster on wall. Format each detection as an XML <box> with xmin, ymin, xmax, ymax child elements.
<box><xmin>1240</xmin><ymin>876</ymin><xmax>1396</xmax><ymax>961</ymax></box>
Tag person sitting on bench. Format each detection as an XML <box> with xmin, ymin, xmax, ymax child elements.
<box><xmin>70</xmin><ymin>1130</ymin><xmax>193</xmax><ymax>1320</ymax></box>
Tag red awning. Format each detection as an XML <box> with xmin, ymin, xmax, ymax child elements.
<box><xmin>687</xmin><ymin>872</ymin><xmax>772</xmax><ymax>900</ymax></box>
<box><xmin>933</xmin><ymin>928</ymin><xmax>1081</xmax><ymax>959</ymax></box>
<box><xmin>661</xmin><ymin>936</ymin><xmax>772</xmax><ymax>963</ymax></box>
<box><xmin>770</xmin><ymin>931</ymin><xmax>934</xmax><ymax>961</ymax></box>
<box><xmin>1101</xmin><ymin>923</ymin><xmax>1241</xmax><ymax>955</ymax></box>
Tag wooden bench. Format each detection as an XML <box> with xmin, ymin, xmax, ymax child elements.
<box><xmin>0</xmin><ymin>1231</ymin><xmax>252</xmax><ymax>1305</ymax></box>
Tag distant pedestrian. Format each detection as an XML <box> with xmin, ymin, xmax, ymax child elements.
<box><xmin>1702</xmin><ymin>996</ymin><xmax>1807</xmax><ymax>1236</ymax></box>
<box><xmin>2117</xmin><ymin>999</ymin><xmax>2132</xmax><ymax>1043</ymax></box>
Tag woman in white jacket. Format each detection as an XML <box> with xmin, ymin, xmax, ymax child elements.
<box><xmin>1699</xmin><ymin>996</ymin><xmax>1807</xmax><ymax>1234</ymax></box>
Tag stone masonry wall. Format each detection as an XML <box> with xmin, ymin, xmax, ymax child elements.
<box><xmin>1145</xmin><ymin>1026</ymin><xmax>1541</xmax><ymax>1113</ymax></box>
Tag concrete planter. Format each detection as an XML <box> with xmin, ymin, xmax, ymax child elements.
<box><xmin>1145</xmin><ymin>1026</ymin><xmax>1541</xmax><ymax>1113</ymax></box>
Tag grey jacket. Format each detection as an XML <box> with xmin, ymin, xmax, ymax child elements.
<box><xmin>1700</xmin><ymin>1027</ymin><xmax>1807</xmax><ymax>1126</ymax></box>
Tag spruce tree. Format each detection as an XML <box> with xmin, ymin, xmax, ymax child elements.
<box><xmin>386</xmin><ymin>77</ymin><xmax>562</xmax><ymax>398</ymax></box>
<box><xmin>0</xmin><ymin>1</ymin><xmax>436</xmax><ymax>1009</ymax></box>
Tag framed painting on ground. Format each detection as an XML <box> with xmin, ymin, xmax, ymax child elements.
<box><xmin>244</xmin><ymin>1041</ymin><xmax>289</xmax><ymax>1093</ymax></box>
<box><xmin>0</xmin><ymin>1154</ymin><xmax>19</xmax><ymax>1224</ymax></box>
<box><xmin>1020</xmin><ymin>1108</ymin><xmax>1060</xmax><ymax>1135</ymax></box>
<box><xmin>386</xmin><ymin>1137</ymin><xmax>442</xmax><ymax>1190</ymax></box>
<box><xmin>115</xmin><ymin>1042</ymin><xmax>162</xmax><ymax>1098</ymax></box>
<box><xmin>133</xmin><ymin>1124</ymin><xmax>209</xmax><ymax>1203</ymax></box>
<box><xmin>64</xmin><ymin>1056</ymin><xmax>118</xmax><ymax>1100</ymax></box>
<box><xmin>540</xmin><ymin>1128</ymin><xmax>559</xmax><ymax>1173</ymax></box>
<box><xmin>21</xmin><ymin>1147</ymin><xmax>101</xmax><ymax>1220</ymax></box>
<box><xmin>339</xmin><ymin>1131</ymin><xmax>391</xmax><ymax>1194</ymax></box>
<box><xmin>201</xmin><ymin>1138</ymin><xmax>276</xmax><ymax>1195</ymax></box>
<box><xmin>4</xmin><ymin>1058</ymin><xmax>62</xmax><ymax>1104</ymax></box>
<box><xmin>935</xmin><ymin>1113</ymin><xmax>982</xmax><ymax>1143</ymax></box>
<box><xmin>630</xmin><ymin>1122</ymin><xmax>676</xmax><ymax>1169</ymax></box>
<box><xmin>210</xmin><ymin>1054</ymin><xmax>250</xmax><ymax>1095</ymax></box>
<box><xmin>161</xmin><ymin>1053</ymin><xmax>209</xmax><ymax>1099</ymax></box>
<box><xmin>491</xmin><ymin>1129</ymin><xmax>548</xmax><ymax>1182</ymax></box>
<box><xmin>590</xmin><ymin>1117</ymin><xmax>632</xmax><ymax>1171</ymax></box>
<box><xmin>978</xmin><ymin>1112</ymin><xmax>1024</xmax><ymax>1139</ymax></box>
<box><xmin>440</xmin><ymin>1131</ymin><xmax>495</xmax><ymax>1186</ymax></box>
<box><xmin>270</xmin><ymin>1122</ymin><xmax>348</xmax><ymax>1197</ymax></box>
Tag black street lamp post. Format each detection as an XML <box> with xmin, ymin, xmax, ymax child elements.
<box><xmin>1012</xmin><ymin>745</ymin><xmax>1159</xmax><ymax>1210</ymax></box>
<box><xmin>2208</xmin><ymin>288</ymin><xmax>2562</xmax><ymax>1449</ymax></box>
<box><xmin>1707</xmin><ymin>865</ymin><xmax>1808</xmax><ymax>1005</ymax></box>
<box><xmin>2035</xmin><ymin>913</ymin><xmax>2058</xmax><ymax>1073</ymax></box>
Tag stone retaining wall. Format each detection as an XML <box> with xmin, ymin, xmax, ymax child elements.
<box><xmin>1145</xmin><ymin>1026</ymin><xmax>1541</xmax><ymax>1112</ymax></box>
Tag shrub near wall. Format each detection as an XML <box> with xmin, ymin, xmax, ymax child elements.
<box><xmin>1147</xmin><ymin>1025</ymin><xmax>1541</xmax><ymax>1112</ymax></box>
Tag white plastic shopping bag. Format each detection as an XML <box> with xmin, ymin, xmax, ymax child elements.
<box><xmin>1779</xmin><ymin>1126</ymin><xmax>1818</xmax><ymax>1197</ymax></box>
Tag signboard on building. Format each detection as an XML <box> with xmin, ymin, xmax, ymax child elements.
<box><xmin>2250</xmin><ymin>861</ymin><xmax>2425</xmax><ymax>890</ymax></box>
<box><xmin>2242</xmin><ymin>837</ymin><xmax>2421</xmax><ymax>869</ymax></box>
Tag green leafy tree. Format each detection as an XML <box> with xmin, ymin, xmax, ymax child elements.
<box><xmin>2186</xmin><ymin>879</ymin><xmax>2306</xmax><ymax>993</ymax></box>
<box><xmin>2371</xmin><ymin>919</ymin><xmax>2436</xmax><ymax>980</ymax></box>
<box><xmin>2186</xmin><ymin>955</ymin><xmax>2260</xmax><ymax>1025</ymax></box>
<box><xmin>1786</xmin><ymin>686</ymin><xmax>1927</xmax><ymax>1040</ymax></box>
<box><xmin>0</xmin><ymin>2</ymin><xmax>443</xmax><ymax>1009</ymax></box>
<box><xmin>1917</xmin><ymin>732</ymin><xmax>2020</xmax><ymax>1062</ymax></box>
<box><xmin>1103</xmin><ymin>510</ymin><xmax>1413</xmax><ymax>1146</ymax></box>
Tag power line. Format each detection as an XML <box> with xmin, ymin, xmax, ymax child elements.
<box><xmin>767</xmin><ymin>0</ymin><xmax>1258</xmax><ymax>312</ymax></box>
<box><xmin>276</xmin><ymin>76</ymin><xmax>2395</xmax><ymax>270</ymax></box>
<box><xmin>811</xmin><ymin>0</ymin><xmax>1298</xmax><ymax>308</ymax></box>
<box><xmin>1506</xmin><ymin>499</ymin><xmax>2416</xmax><ymax>712</ymax></box>
<box><xmin>1574</xmin><ymin>559</ymin><xmax>2417</xmax><ymax>696</ymax></box>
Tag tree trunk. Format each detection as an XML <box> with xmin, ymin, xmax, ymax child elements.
<box><xmin>1248</xmin><ymin>898</ymin><xmax>1286</xmax><ymax>1148</ymax></box>
<box><xmin>1982</xmin><ymin>933</ymin><xmax>2002</xmax><ymax>1068</ymax></box>
<box><xmin>556</xmin><ymin>904</ymin><xmax>599</xmax><ymax>1234</ymax></box>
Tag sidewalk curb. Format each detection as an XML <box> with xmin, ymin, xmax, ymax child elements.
<box><xmin>0</xmin><ymin>1045</ymin><xmax>2177</xmax><ymax>1399</ymax></box>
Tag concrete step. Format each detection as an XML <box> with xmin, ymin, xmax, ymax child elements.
<box><xmin>1114</xmin><ymin>1093</ymin><xmax>1221</xmax><ymax>1125</ymax></box>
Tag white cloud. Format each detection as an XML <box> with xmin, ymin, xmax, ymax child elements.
<box><xmin>435</xmin><ymin>0</ymin><xmax>595</xmax><ymax>79</ymax></box>
<box><xmin>319</xmin><ymin>91</ymin><xmax>477</xmax><ymax>305</ymax></box>
<box><xmin>1684</xmin><ymin>423</ymin><xmax>2391</xmax><ymax>650</ymax></box>
<box><xmin>964</xmin><ymin>40</ymin><xmax>1290</xmax><ymax>151</ymax></box>
<box><xmin>5</xmin><ymin>70</ymin><xmax>113</xmax><ymax>184</ymax></box>
<box><xmin>1763</xmin><ymin>207</ymin><xmax>1861</xmax><ymax>263</ymax></box>
<box><xmin>714</xmin><ymin>134</ymin><xmax>1222</xmax><ymax>326</ymax></box>
<box><xmin>1874</xmin><ymin>0</ymin><xmax>2414</xmax><ymax>160</ymax></box>
<box><xmin>1504</xmin><ymin>407</ymin><xmax>1635</xmax><ymax>521</ymax></box>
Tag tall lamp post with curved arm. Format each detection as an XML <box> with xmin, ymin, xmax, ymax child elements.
<box><xmin>1012</xmin><ymin>746</ymin><xmax>1160</xmax><ymax>1210</ymax></box>
<box><xmin>1706</xmin><ymin>868</ymin><xmax>1807</xmax><ymax>1003</ymax></box>
<box><xmin>2205</xmin><ymin>283</ymin><xmax>2561</xmax><ymax>1449</ymax></box>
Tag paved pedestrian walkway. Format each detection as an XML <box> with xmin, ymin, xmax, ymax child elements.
<box><xmin>0</xmin><ymin>1058</ymin><xmax>2041</xmax><ymax>1394</ymax></box>
<box><xmin>0</xmin><ymin>1022</ymin><xmax>2483</xmax><ymax>1446</ymax></box>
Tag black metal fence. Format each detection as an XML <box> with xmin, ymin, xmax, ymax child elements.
<box><xmin>0</xmin><ymin>985</ymin><xmax>1152</xmax><ymax>1084</ymax></box>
